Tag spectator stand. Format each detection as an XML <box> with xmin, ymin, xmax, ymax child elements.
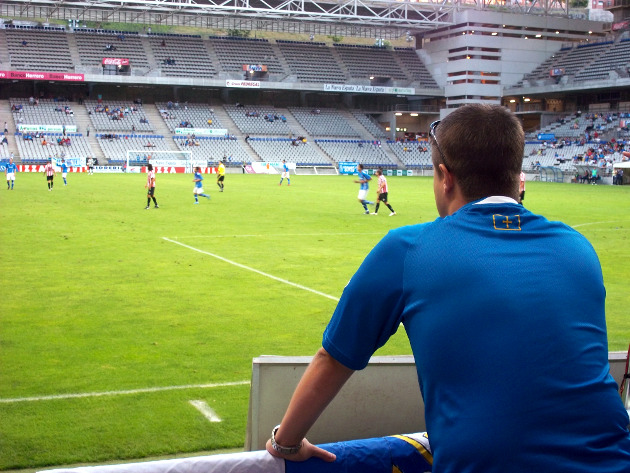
<box><xmin>315</xmin><ymin>139</ymin><xmax>396</xmax><ymax>168</ymax></box>
<box><xmin>224</xmin><ymin>105</ymin><xmax>294</xmax><ymax>136</ymax></box>
<box><xmin>85</xmin><ymin>100</ymin><xmax>153</xmax><ymax>134</ymax></box>
<box><xmin>148</xmin><ymin>34</ymin><xmax>217</xmax><ymax>78</ymax></box>
<box><xmin>387</xmin><ymin>140</ymin><xmax>432</xmax><ymax>170</ymax></box>
<box><xmin>247</xmin><ymin>137</ymin><xmax>330</xmax><ymax>166</ymax></box>
<box><xmin>97</xmin><ymin>134</ymin><xmax>170</xmax><ymax>164</ymax></box>
<box><xmin>156</xmin><ymin>102</ymin><xmax>223</xmax><ymax>133</ymax></box>
<box><xmin>16</xmin><ymin>132</ymin><xmax>92</xmax><ymax>164</ymax></box>
<box><xmin>173</xmin><ymin>135</ymin><xmax>250</xmax><ymax>166</ymax></box>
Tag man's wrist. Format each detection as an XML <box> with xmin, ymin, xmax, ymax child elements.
<box><xmin>270</xmin><ymin>425</ymin><xmax>302</xmax><ymax>455</ymax></box>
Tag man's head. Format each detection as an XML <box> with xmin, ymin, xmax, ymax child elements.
<box><xmin>147</xmin><ymin>163</ymin><xmax>153</xmax><ymax>171</ymax></box>
<box><xmin>358</xmin><ymin>164</ymin><xmax>364</xmax><ymax>171</ymax></box>
<box><xmin>375</xmin><ymin>169</ymin><xmax>383</xmax><ymax>176</ymax></box>
<box><xmin>430</xmin><ymin>104</ymin><xmax>524</xmax><ymax>210</ymax></box>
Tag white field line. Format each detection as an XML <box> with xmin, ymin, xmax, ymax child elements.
<box><xmin>0</xmin><ymin>381</ymin><xmax>250</xmax><ymax>404</ymax></box>
<box><xmin>571</xmin><ymin>220</ymin><xmax>619</xmax><ymax>228</ymax></box>
<box><xmin>189</xmin><ymin>400</ymin><xmax>222</xmax><ymax>423</ymax></box>
<box><xmin>162</xmin><ymin>237</ymin><xmax>340</xmax><ymax>302</ymax></box>
<box><xmin>170</xmin><ymin>232</ymin><xmax>385</xmax><ymax>239</ymax></box>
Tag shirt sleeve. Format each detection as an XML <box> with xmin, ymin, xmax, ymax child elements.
<box><xmin>323</xmin><ymin>229</ymin><xmax>410</xmax><ymax>370</ymax></box>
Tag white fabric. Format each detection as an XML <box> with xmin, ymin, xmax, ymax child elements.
<box><xmin>42</xmin><ymin>450</ymin><xmax>284</xmax><ymax>473</ymax></box>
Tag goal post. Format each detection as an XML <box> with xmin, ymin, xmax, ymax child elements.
<box><xmin>126</xmin><ymin>149</ymin><xmax>195</xmax><ymax>172</ymax></box>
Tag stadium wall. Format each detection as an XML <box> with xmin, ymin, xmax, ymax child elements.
<box><xmin>245</xmin><ymin>352</ymin><xmax>628</xmax><ymax>451</ymax></box>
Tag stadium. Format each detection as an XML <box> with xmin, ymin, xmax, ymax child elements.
<box><xmin>1</xmin><ymin>0</ymin><xmax>629</xmax><ymax>472</ymax></box>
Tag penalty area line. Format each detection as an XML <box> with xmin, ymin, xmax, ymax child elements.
<box><xmin>0</xmin><ymin>381</ymin><xmax>250</xmax><ymax>404</ymax></box>
<box><xmin>163</xmin><ymin>237</ymin><xmax>340</xmax><ymax>302</ymax></box>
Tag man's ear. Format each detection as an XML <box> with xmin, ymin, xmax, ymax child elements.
<box><xmin>438</xmin><ymin>163</ymin><xmax>455</xmax><ymax>193</ymax></box>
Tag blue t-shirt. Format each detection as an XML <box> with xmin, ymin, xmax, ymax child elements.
<box><xmin>6</xmin><ymin>162</ymin><xmax>17</xmax><ymax>173</ymax></box>
<box><xmin>194</xmin><ymin>172</ymin><xmax>203</xmax><ymax>188</ymax></box>
<box><xmin>283</xmin><ymin>163</ymin><xmax>289</xmax><ymax>173</ymax></box>
<box><xmin>357</xmin><ymin>170</ymin><xmax>371</xmax><ymax>190</ymax></box>
<box><xmin>61</xmin><ymin>163</ymin><xmax>68</xmax><ymax>173</ymax></box>
<box><xmin>323</xmin><ymin>199</ymin><xmax>630</xmax><ymax>473</ymax></box>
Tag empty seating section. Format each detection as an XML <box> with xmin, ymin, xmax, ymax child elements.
<box><xmin>209</xmin><ymin>37</ymin><xmax>285</xmax><ymax>75</ymax></box>
<box><xmin>316</xmin><ymin>139</ymin><xmax>395</xmax><ymax>167</ymax></box>
<box><xmin>0</xmin><ymin>135</ymin><xmax>11</xmax><ymax>159</ymax></box>
<box><xmin>5</xmin><ymin>27</ymin><xmax>74</xmax><ymax>72</ymax></box>
<box><xmin>173</xmin><ymin>137</ymin><xmax>251</xmax><ymax>164</ymax></box>
<box><xmin>575</xmin><ymin>39</ymin><xmax>630</xmax><ymax>82</ymax></box>
<box><xmin>155</xmin><ymin>102</ymin><xmax>222</xmax><ymax>133</ymax></box>
<box><xmin>225</xmin><ymin>105</ymin><xmax>293</xmax><ymax>135</ymax></box>
<box><xmin>0</xmin><ymin>27</ymin><xmax>439</xmax><ymax>87</ymax></box>
<box><xmin>16</xmin><ymin>133</ymin><xmax>92</xmax><ymax>162</ymax></box>
<box><xmin>517</xmin><ymin>49</ymin><xmax>571</xmax><ymax>86</ymax></box>
<box><xmin>394</xmin><ymin>48</ymin><xmax>440</xmax><ymax>88</ymax></box>
<box><xmin>388</xmin><ymin>141</ymin><xmax>432</xmax><ymax>168</ymax></box>
<box><xmin>85</xmin><ymin>100</ymin><xmax>153</xmax><ymax>132</ymax></box>
<box><xmin>276</xmin><ymin>41</ymin><xmax>346</xmax><ymax>83</ymax></box>
<box><xmin>248</xmin><ymin>138</ymin><xmax>329</xmax><ymax>165</ymax></box>
<box><xmin>289</xmin><ymin>107</ymin><xmax>359</xmax><ymax>137</ymax></box>
<box><xmin>554</xmin><ymin>42</ymin><xmax>614</xmax><ymax>78</ymax></box>
<box><xmin>75</xmin><ymin>30</ymin><xmax>150</xmax><ymax>69</ymax></box>
<box><xmin>97</xmin><ymin>135</ymin><xmax>171</xmax><ymax>163</ymax></box>
<box><xmin>351</xmin><ymin>111</ymin><xmax>388</xmax><ymax>139</ymax></box>
<box><xmin>334</xmin><ymin>44</ymin><xmax>408</xmax><ymax>80</ymax></box>
<box><xmin>517</xmin><ymin>41</ymin><xmax>613</xmax><ymax>87</ymax></box>
<box><xmin>10</xmin><ymin>97</ymin><xmax>78</xmax><ymax>128</ymax></box>
<box><xmin>148</xmin><ymin>35</ymin><xmax>217</xmax><ymax>78</ymax></box>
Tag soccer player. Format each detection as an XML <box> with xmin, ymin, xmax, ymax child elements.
<box><xmin>371</xmin><ymin>168</ymin><xmax>396</xmax><ymax>216</ymax></box>
<box><xmin>217</xmin><ymin>160</ymin><xmax>225</xmax><ymax>192</ymax></box>
<box><xmin>44</xmin><ymin>158</ymin><xmax>55</xmax><ymax>191</ymax></box>
<box><xmin>5</xmin><ymin>157</ymin><xmax>16</xmax><ymax>190</ymax></box>
<box><xmin>519</xmin><ymin>170</ymin><xmax>526</xmax><ymax>203</ymax></box>
<box><xmin>266</xmin><ymin>104</ymin><xmax>630</xmax><ymax>473</ymax></box>
<box><xmin>193</xmin><ymin>167</ymin><xmax>211</xmax><ymax>204</ymax></box>
<box><xmin>144</xmin><ymin>163</ymin><xmax>159</xmax><ymax>209</ymax></box>
<box><xmin>279</xmin><ymin>159</ymin><xmax>290</xmax><ymax>186</ymax></box>
<box><xmin>61</xmin><ymin>159</ymin><xmax>69</xmax><ymax>186</ymax></box>
<box><xmin>354</xmin><ymin>163</ymin><xmax>373</xmax><ymax>214</ymax></box>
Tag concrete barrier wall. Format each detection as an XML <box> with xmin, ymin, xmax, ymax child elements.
<box><xmin>245</xmin><ymin>352</ymin><xmax>628</xmax><ymax>451</ymax></box>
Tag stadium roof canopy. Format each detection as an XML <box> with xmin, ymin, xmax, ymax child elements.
<box><xmin>1</xmin><ymin>0</ymin><xmax>570</xmax><ymax>37</ymax></box>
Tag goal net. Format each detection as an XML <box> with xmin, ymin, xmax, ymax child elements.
<box><xmin>126</xmin><ymin>149</ymin><xmax>195</xmax><ymax>172</ymax></box>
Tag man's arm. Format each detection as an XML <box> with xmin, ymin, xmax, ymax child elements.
<box><xmin>265</xmin><ymin>347</ymin><xmax>354</xmax><ymax>462</ymax></box>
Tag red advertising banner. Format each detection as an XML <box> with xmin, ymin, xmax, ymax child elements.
<box><xmin>102</xmin><ymin>58</ymin><xmax>130</xmax><ymax>66</ymax></box>
<box><xmin>0</xmin><ymin>70</ymin><xmax>84</xmax><ymax>82</ymax></box>
<box><xmin>19</xmin><ymin>165</ymin><xmax>87</xmax><ymax>172</ymax></box>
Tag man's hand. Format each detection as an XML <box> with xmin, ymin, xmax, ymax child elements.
<box><xmin>265</xmin><ymin>437</ymin><xmax>336</xmax><ymax>463</ymax></box>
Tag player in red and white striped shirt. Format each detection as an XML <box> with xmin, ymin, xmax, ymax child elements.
<box><xmin>44</xmin><ymin>158</ymin><xmax>55</xmax><ymax>191</ymax></box>
<box><xmin>144</xmin><ymin>163</ymin><xmax>159</xmax><ymax>209</ymax></box>
<box><xmin>371</xmin><ymin>168</ymin><xmax>396</xmax><ymax>216</ymax></box>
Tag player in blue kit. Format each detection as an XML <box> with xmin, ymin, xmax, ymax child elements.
<box><xmin>266</xmin><ymin>104</ymin><xmax>630</xmax><ymax>473</ymax></box>
<box><xmin>354</xmin><ymin>163</ymin><xmax>373</xmax><ymax>214</ymax></box>
<box><xmin>193</xmin><ymin>167</ymin><xmax>211</xmax><ymax>204</ymax></box>
<box><xmin>5</xmin><ymin>157</ymin><xmax>17</xmax><ymax>190</ymax></box>
<box><xmin>279</xmin><ymin>159</ymin><xmax>290</xmax><ymax>186</ymax></box>
<box><xmin>60</xmin><ymin>159</ymin><xmax>69</xmax><ymax>186</ymax></box>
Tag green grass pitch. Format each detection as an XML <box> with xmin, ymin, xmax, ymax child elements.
<box><xmin>0</xmin><ymin>172</ymin><xmax>629</xmax><ymax>470</ymax></box>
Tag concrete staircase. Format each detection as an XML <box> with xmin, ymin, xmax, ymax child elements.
<box><xmin>142</xmin><ymin>104</ymin><xmax>180</xmax><ymax>151</ymax></box>
<box><xmin>0</xmin><ymin>100</ymin><xmax>20</xmax><ymax>160</ymax></box>
<box><xmin>211</xmin><ymin>105</ymin><xmax>260</xmax><ymax>162</ymax></box>
<box><xmin>71</xmin><ymin>104</ymin><xmax>105</xmax><ymax>162</ymax></box>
